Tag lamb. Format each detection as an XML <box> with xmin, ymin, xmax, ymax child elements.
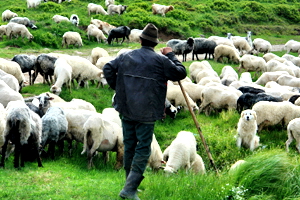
<box><xmin>41</xmin><ymin>106</ymin><xmax>68</xmax><ymax>159</ymax></box>
<box><xmin>0</xmin><ymin>57</ymin><xmax>26</xmax><ymax>90</ymax></box>
<box><xmin>62</xmin><ymin>31</ymin><xmax>83</xmax><ymax>48</ymax></box>
<box><xmin>32</xmin><ymin>53</ymin><xmax>57</xmax><ymax>85</ymax></box>
<box><xmin>52</xmin><ymin>15</ymin><xmax>70</xmax><ymax>23</ymax></box>
<box><xmin>107</xmin><ymin>4</ymin><xmax>128</xmax><ymax>15</ymax></box>
<box><xmin>87</xmin><ymin>3</ymin><xmax>108</xmax><ymax>16</ymax></box>
<box><xmin>199</xmin><ymin>85</ymin><xmax>240</xmax><ymax>115</ymax></box>
<box><xmin>282</xmin><ymin>54</ymin><xmax>300</xmax><ymax>67</ymax></box>
<box><xmin>232</xmin><ymin>37</ymin><xmax>252</xmax><ymax>55</ymax></box>
<box><xmin>2</xmin><ymin>10</ymin><xmax>18</xmax><ymax>22</ymax></box>
<box><xmin>166</xmin><ymin>37</ymin><xmax>194</xmax><ymax>62</ymax></box>
<box><xmin>251</xmin><ymin>38</ymin><xmax>272</xmax><ymax>55</ymax></box>
<box><xmin>101</xmin><ymin>107</ymin><xmax>121</xmax><ymax>127</ymax></box>
<box><xmin>105</xmin><ymin>0</ymin><xmax>115</xmax><ymax>7</ymax></box>
<box><xmin>69</xmin><ymin>14</ymin><xmax>79</xmax><ymax>26</ymax></box>
<box><xmin>81</xmin><ymin>113</ymin><xmax>124</xmax><ymax>170</ymax></box>
<box><xmin>6</xmin><ymin>22</ymin><xmax>33</xmax><ymax>42</ymax></box>
<box><xmin>190</xmin><ymin>154</ymin><xmax>206</xmax><ymax>174</ymax></box>
<box><xmin>147</xmin><ymin>134</ymin><xmax>164</xmax><ymax>171</ymax></box>
<box><xmin>214</xmin><ymin>44</ymin><xmax>240</xmax><ymax>64</ymax></box>
<box><xmin>286</xmin><ymin>118</ymin><xmax>300</xmax><ymax>153</ymax></box>
<box><xmin>220</xmin><ymin>65</ymin><xmax>239</xmax><ymax>86</ymax></box>
<box><xmin>152</xmin><ymin>3</ymin><xmax>174</xmax><ymax>17</ymax></box>
<box><xmin>11</xmin><ymin>54</ymin><xmax>37</xmax><ymax>85</ymax></box>
<box><xmin>87</xmin><ymin>24</ymin><xmax>107</xmax><ymax>44</ymax></box>
<box><xmin>0</xmin><ymin>69</ymin><xmax>20</xmax><ymax>92</ymax></box>
<box><xmin>91</xmin><ymin>47</ymin><xmax>109</xmax><ymax>65</ymax></box>
<box><xmin>129</xmin><ymin>29</ymin><xmax>142</xmax><ymax>43</ymax></box>
<box><xmin>238</xmin><ymin>54</ymin><xmax>267</xmax><ymax>77</ymax></box>
<box><xmin>107</xmin><ymin>26</ymin><xmax>131</xmax><ymax>45</ymax></box>
<box><xmin>284</xmin><ymin>39</ymin><xmax>300</xmax><ymax>54</ymax></box>
<box><xmin>0</xmin><ymin>80</ymin><xmax>24</xmax><ymax>108</ymax></box>
<box><xmin>50</xmin><ymin>58</ymin><xmax>72</xmax><ymax>95</ymax></box>
<box><xmin>255</xmin><ymin>71</ymin><xmax>289</xmax><ymax>86</ymax></box>
<box><xmin>27</xmin><ymin>0</ymin><xmax>46</xmax><ymax>9</ymax></box>
<box><xmin>90</xmin><ymin>18</ymin><xmax>116</xmax><ymax>35</ymax></box>
<box><xmin>162</xmin><ymin>131</ymin><xmax>197</xmax><ymax>173</ymax></box>
<box><xmin>0</xmin><ymin>25</ymin><xmax>7</xmax><ymax>40</ymax></box>
<box><xmin>0</xmin><ymin>101</ymin><xmax>43</xmax><ymax>169</ymax></box>
<box><xmin>10</xmin><ymin>17</ymin><xmax>37</xmax><ymax>29</ymax></box>
<box><xmin>192</xmin><ymin>38</ymin><xmax>217</xmax><ymax>60</ymax></box>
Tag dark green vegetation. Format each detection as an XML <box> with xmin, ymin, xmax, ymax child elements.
<box><xmin>0</xmin><ymin>0</ymin><xmax>299</xmax><ymax>50</ymax></box>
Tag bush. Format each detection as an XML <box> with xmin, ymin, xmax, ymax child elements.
<box><xmin>210</xmin><ymin>0</ymin><xmax>233</xmax><ymax>12</ymax></box>
<box><xmin>274</xmin><ymin>4</ymin><xmax>300</xmax><ymax>24</ymax></box>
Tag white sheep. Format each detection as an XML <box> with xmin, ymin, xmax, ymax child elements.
<box><xmin>107</xmin><ymin>4</ymin><xmax>128</xmax><ymax>15</ymax></box>
<box><xmin>263</xmin><ymin>52</ymin><xmax>286</xmax><ymax>63</ymax></box>
<box><xmin>191</xmin><ymin>154</ymin><xmax>206</xmax><ymax>174</ymax></box>
<box><xmin>147</xmin><ymin>134</ymin><xmax>164</xmax><ymax>171</ymax></box>
<box><xmin>129</xmin><ymin>29</ymin><xmax>142</xmax><ymax>43</ymax></box>
<box><xmin>181</xmin><ymin>82</ymin><xmax>205</xmax><ymax>106</ymax></box>
<box><xmin>286</xmin><ymin>118</ymin><xmax>300</xmax><ymax>153</ymax></box>
<box><xmin>163</xmin><ymin>131</ymin><xmax>197</xmax><ymax>173</ymax></box>
<box><xmin>81</xmin><ymin>113</ymin><xmax>124</xmax><ymax>170</ymax></box>
<box><xmin>214</xmin><ymin>44</ymin><xmax>240</xmax><ymax>64</ymax></box>
<box><xmin>198</xmin><ymin>76</ymin><xmax>221</xmax><ymax>86</ymax></box>
<box><xmin>0</xmin><ymin>25</ymin><xmax>7</xmax><ymax>40</ymax></box>
<box><xmin>238</xmin><ymin>54</ymin><xmax>267</xmax><ymax>77</ymax></box>
<box><xmin>62</xmin><ymin>31</ymin><xmax>83</xmax><ymax>48</ymax></box>
<box><xmin>220</xmin><ymin>65</ymin><xmax>239</xmax><ymax>86</ymax></box>
<box><xmin>6</xmin><ymin>22</ymin><xmax>33</xmax><ymax>42</ymax></box>
<box><xmin>152</xmin><ymin>3</ymin><xmax>174</xmax><ymax>17</ymax></box>
<box><xmin>87</xmin><ymin>3</ymin><xmax>108</xmax><ymax>16</ymax></box>
<box><xmin>101</xmin><ymin>107</ymin><xmax>121</xmax><ymax>127</ymax></box>
<box><xmin>282</xmin><ymin>54</ymin><xmax>300</xmax><ymax>67</ymax></box>
<box><xmin>27</xmin><ymin>0</ymin><xmax>45</xmax><ymax>9</ymax></box>
<box><xmin>189</xmin><ymin>61</ymin><xmax>214</xmax><ymax>82</ymax></box>
<box><xmin>264</xmin><ymin>81</ymin><xmax>299</xmax><ymax>101</ymax></box>
<box><xmin>69</xmin><ymin>14</ymin><xmax>79</xmax><ymax>26</ymax></box>
<box><xmin>232</xmin><ymin>37</ymin><xmax>251</xmax><ymax>55</ymax></box>
<box><xmin>255</xmin><ymin>71</ymin><xmax>289</xmax><ymax>86</ymax></box>
<box><xmin>166</xmin><ymin>37</ymin><xmax>194</xmax><ymax>62</ymax></box>
<box><xmin>239</xmin><ymin>72</ymin><xmax>253</xmax><ymax>84</ymax></box>
<box><xmin>207</xmin><ymin>34</ymin><xmax>235</xmax><ymax>48</ymax></box>
<box><xmin>199</xmin><ymin>85</ymin><xmax>241</xmax><ymax>115</ymax></box>
<box><xmin>0</xmin><ymin>58</ymin><xmax>25</xmax><ymax>89</ymax></box>
<box><xmin>284</xmin><ymin>39</ymin><xmax>300</xmax><ymax>54</ymax></box>
<box><xmin>90</xmin><ymin>18</ymin><xmax>116</xmax><ymax>35</ymax></box>
<box><xmin>2</xmin><ymin>10</ymin><xmax>18</xmax><ymax>22</ymax></box>
<box><xmin>95</xmin><ymin>56</ymin><xmax>114</xmax><ymax>70</ymax></box>
<box><xmin>105</xmin><ymin>0</ymin><xmax>115</xmax><ymax>7</ymax></box>
<box><xmin>69</xmin><ymin>98</ymin><xmax>97</xmax><ymax>112</ymax></box>
<box><xmin>0</xmin><ymin>69</ymin><xmax>20</xmax><ymax>92</ymax></box>
<box><xmin>251</xmin><ymin>38</ymin><xmax>272</xmax><ymax>55</ymax></box>
<box><xmin>195</xmin><ymin>68</ymin><xmax>219</xmax><ymax>84</ymax></box>
<box><xmin>91</xmin><ymin>47</ymin><xmax>109</xmax><ymax>65</ymax></box>
<box><xmin>265</xmin><ymin>59</ymin><xmax>295</xmax><ymax>77</ymax></box>
<box><xmin>50</xmin><ymin>58</ymin><xmax>72</xmax><ymax>95</ymax></box>
<box><xmin>87</xmin><ymin>24</ymin><xmax>107</xmax><ymax>44</ymax></box>
<box><xmin>276</xmin><ymin>74</ymin><xmax>300</xmax><ymax>87</ymax></box>
<box><xmin>52</xmin><ymin>15</ymin><xmax>70</xmax><ymax>23</ymax></box>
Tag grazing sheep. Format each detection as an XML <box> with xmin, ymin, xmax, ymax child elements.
<box><xmin>238</xmin><ymin>86</ymin><xmax>265</xmax><ymax>94</ymax></box>
<box><xmin>2</xmin><ymin>10</ymin><xmax>18</xmax><ymax>22</ymax></box>
<box><xmin>12</xmin><ymin>54</ymin><xmax>37</xmax><ymax>85</ymax></box>
<box><xmin>52</xmin><ymin>15</ymin><xmax>70</xmax><ymax>23</ymax></box>
<box><xmin>284</xmin><ymin>40</ymin><xmax>300</xmax><ymax>54</ymax></box>
<box><xmin>62</xmin><ymin>31</ymin><xmax>83</xmax><ymax>48</ymax></box>
<box><xmin>195</xmin><ymin>68</ymin><xmax>219</xmax><ymax>84</ymax></box>
<box><xmin>220</xmin><ymin>65</ymin><xmax>239</xmax><ymax>86</ymax></box>
<box><xmin>0</xmin><ymin>101</ymin><xmax>43</xmax><ymax>169</ymax></box>
<box><xmin>162</xmin><ymin>131</ymin><xmax>197</xmax><ymax>173</ymax></box>
<box><xmin>91</xmin><ymin>47</ymin><xmax>109</xmax><ymax>65</ymax></box>
<box><xmin>10</xmin><ymin>17</ymin><xmax>37</xmax><ymax>29</ymax></box>
<box><xmin>69</xmin><ymin>14</ymin><xmax>79</xmax><ymax>26</ymax></box>
<box><xmin>69</xmin><ymin>98</ymin><xmax>97</xmax><ymax>112</ymax></box>
<box><xmin>26</xmin><ymin>102</ymin><xmax>44</xmax><ymax>117</ymax></box>
<box><xmin>255</xmin><ymin>71</ymin><xmax>289</xmax><ymax>86</ymax></box>
<box><xmin>81</xmin><ymin>113</ymin><xmax>124</xmax><ymax>170</ymax></box>
<box><xmin>87</xmin><ymin>24</ymin><xmax>107</xmax><ymax>43</ymax></box>
<box><xmin>191</xmin><ymin>154</ymin><xmax>206</xmax><ymax>174</ymax></box>
<box><xmin>239</xmin><ymin>72</ymin><xmax>252</xmax><ymax>83</ymax></box>
<box><xmin>105</xmin><ymin>0</ymin><xmax>115</xmax><ymax>7</ymax></box>
<box><xmin>238</xmin><ymin>54</ymin><xmax>267</xmax><ymax>77</ymax></box>
<box><xmin>192</xmin><ymin>38</ymin><xmax>217</xmax><ymax>60</ymax></box>
<box><xmin>50</xmin><ymin>58</ymin><xmax>72</xmax><ymax>95</ymax></box>
<box><xmin>265</xmin><ymin>60</ymin><xmax>295</xmax><ymax>77</ymax></box>
<box><xmin>96</xmin><ymin>56</ymin><xmax>114</xmax><ymax>70</ymax></box>
<box><xmin>6</xmin><ymin>22</ymin><xmax>34</xmax><ymax>42</ymax></box>
<box><xmin>90</xmin><ymin>19</ymin><xmax>116</xmax><ymax>35</ymax></box>
<box><xmin>263</xmin><ymin>52</ymin><xmax>286</xmax><ymax>63</ymax></box>
<box><xmin>32</xmin><ymin>54</ymin><xmax>57</xmax><ymax>85</ymax></box>
<box><xmin>282</xmin><ymin>54</ymin><xmax>300</xmax><ymax>67</ymax></box>
<box><xmin>102</xmin><ymin>107</ymin><xmax>121</xmax><ymax>126</ymax></box>
<box><xmin>189</xmin><ymin>60</ymin><xmax>214</xmax><ymax>82</ymax></box>
<box><xmin>167</xmin><ymin>37</ymin><xmax>194</xmax><ymax>62</ymax></box>
<box><xmin>107</xmin><ymin>26</ymin><xmax>131</xmax><ymax>45</ymax></box>
<box><xmin>164</xmin><ymin>98</ymin><xmax>179</xmax><ymax>119</ymax></box>
<box><xmin>0</xmin><ymin>69</ymin><xmax>20</xmax><ymax>92</ymax></box>
<box><xmin>251</xmin><ymin>38</ymin><xmax>272</xmax><ymax>55</ymax></box>
<box><xmin>129</xmin><ymin>29</ymin><xmax>142</xmax><ymax>43</ymax></box>
<box><xmin>0</xmin><ymin>80</ymin><xmax>24</xmax><ymax>108</ymax></box>
<box><xmin>0</xmin><ymin>58</ymin><xmax>25</xmax><ymax>90</ymax></box>
<box><xmin>0</xmin><ymin>25</ymin><xmax>7</xmax><ymax>40</ymax></box>
<box><xmin>207</xmin><ymin>34</ymin><xmax>235</xmax><ymax>48</ymax></box>
<box><xmin>286</xmin><ymin>118</ymin><xmax>300</xmax><ymax>153</ymax></box>
<box><xmin>276</xmin><ymin>74</ymin><xmax>300</xmax><ymax>88</ymax></box>
<box><xmin>148</xmin><ymin>134</ymin><xmax>164</xmax><ymax>171</ymax></box>
<box><xmin>232</xmin><ymin>37</ymin><xmax>252</xmax><ymax>55</ymax></box>
<box><xmin>27</xmin><ymin>0</ymin><xmax>46</xmax><ymax>9</ymax></box>
<box><xmin>87</xmin><ymin>3</ymin><xmax>108</xmax><ymax>16</ymax></box>
<box><xmin>107</xmin><ymin>4</ymin><xmax>128</xmax><ymax>15</ymax></box>
<box><xmin>41</xmin><ymin>106</ymin><xmax>68</xmax><ymax>159</ymax></box>
<box><xmin>152</xmin><ymin>3</ymin><xmax>174</xmax><ymax>17</ymax></box>
<box><xmin>214</xmin><ymin>44</ymin><xmax>240</xmax><ymax>64</ymax></box>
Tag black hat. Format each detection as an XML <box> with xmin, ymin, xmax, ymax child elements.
<box><xmin>140</xmin><ymin>23</ymin><xmax>159</xmax><ymax>44</ymax></box>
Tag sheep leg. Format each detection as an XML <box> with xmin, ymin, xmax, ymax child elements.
<box><xmin>0</xmin><ymin>138</ymin><xmax>9</xmax><ymax>167</ymax></box>
<box><xmin>14</xmin><ymin>143</ymin><xmax>21</xmax><ymax>169</ymax></box>
<box><xmin>102</xmin><ymin>151</ymin><xmax>109</xmax><ymax>163</ymax></box>
<box><xmin>48</xmin><ymin>141</ymin><xmax>56</xmax><ymax>160</ymax></box>
<box><xmin>285</xmin><ymin>131</ymin><xmax>294</xmax><ymax>152</ymax></box>
<box><xmin>35</xmin><ymin>145</ymin><xmax>43</xmax><ymax>167</ymax></box>
<box><xmin>87</xmin><ymin>151</ymin><xmax>95</xmax><ymax>169</ymax></box>
<box><xmin>236</xmin><ymin>136</ymin><xmax>242</xmax><ymax>149</ymax></box>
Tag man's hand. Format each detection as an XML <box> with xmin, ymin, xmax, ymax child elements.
<box><xmin>160</xmin><ymin>47</ymin><xmax>173</xmax><ymax>55</ymax></box>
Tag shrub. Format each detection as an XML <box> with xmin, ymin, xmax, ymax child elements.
<box><xmin>210</xmin><ymin>0</ymin><xmax>233</xmax><ymax>12</ymax></box>
<box><xmin>274</xmin><ymin>4</ymin><xmax>300</xmax><ymax>24</ymax></box>
<box><xmin>39</xmin><ymin>2</ymin><xmax>63</xmax><ymax>13</ymax></box>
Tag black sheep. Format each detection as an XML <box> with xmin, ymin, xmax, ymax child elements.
<box><xmin>107</xmin><ymin>26</ymin><xmax>131</xmax><ymax>45</ymax></box>
<box><xmin>166</xmin><ymin>37</ymin><xmax>194</xmax><ymax>62</ymax></box>
<box><xmin>192</xmin><ymin>38</ymin><xmax>217</xmax><ymax>60</ymax></box>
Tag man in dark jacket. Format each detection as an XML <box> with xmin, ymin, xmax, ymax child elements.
<box><xmin>103</xmin><ymin>23</ymin><xmax>186</xmax><ymax>200</ymax></box>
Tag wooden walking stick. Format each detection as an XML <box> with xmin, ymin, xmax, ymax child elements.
<box><xmin>178</xmin><ymin>81</ymin><xmax>218</xmax><ymax>174</ymax></box>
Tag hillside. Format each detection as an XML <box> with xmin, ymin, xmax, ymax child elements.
<box><xmin>0</xmin><ymin>0</ymin><xmax>299</xmax><ymax>49</ymax></box>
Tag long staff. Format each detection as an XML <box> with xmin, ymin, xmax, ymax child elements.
<box><xmin>178</xmin><ymin>81</ymin><xmax>218</xmax><ymax>174</ymax></box>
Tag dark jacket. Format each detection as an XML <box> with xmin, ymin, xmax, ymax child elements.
<box><xmin>103</xmin><ymin>46</ymin><xmax>186</xmax><ymax>122</ymax></box>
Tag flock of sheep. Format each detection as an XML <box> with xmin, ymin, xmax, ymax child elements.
<box><xmin>1</xmin><ymin>0</ymin><xmax>300</xmax><ymax>174</ymax></box>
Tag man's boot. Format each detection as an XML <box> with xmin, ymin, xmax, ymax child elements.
<box><xmin>119</xmin><ymin>170</ymin><xmax>144</xmax><ymax>200</ymax></box>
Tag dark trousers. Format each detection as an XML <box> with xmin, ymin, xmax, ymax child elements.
<box><xmin>121</xmin><ymin>117</ymin><xmax>155</xmax><ymax>174</ymax></box>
